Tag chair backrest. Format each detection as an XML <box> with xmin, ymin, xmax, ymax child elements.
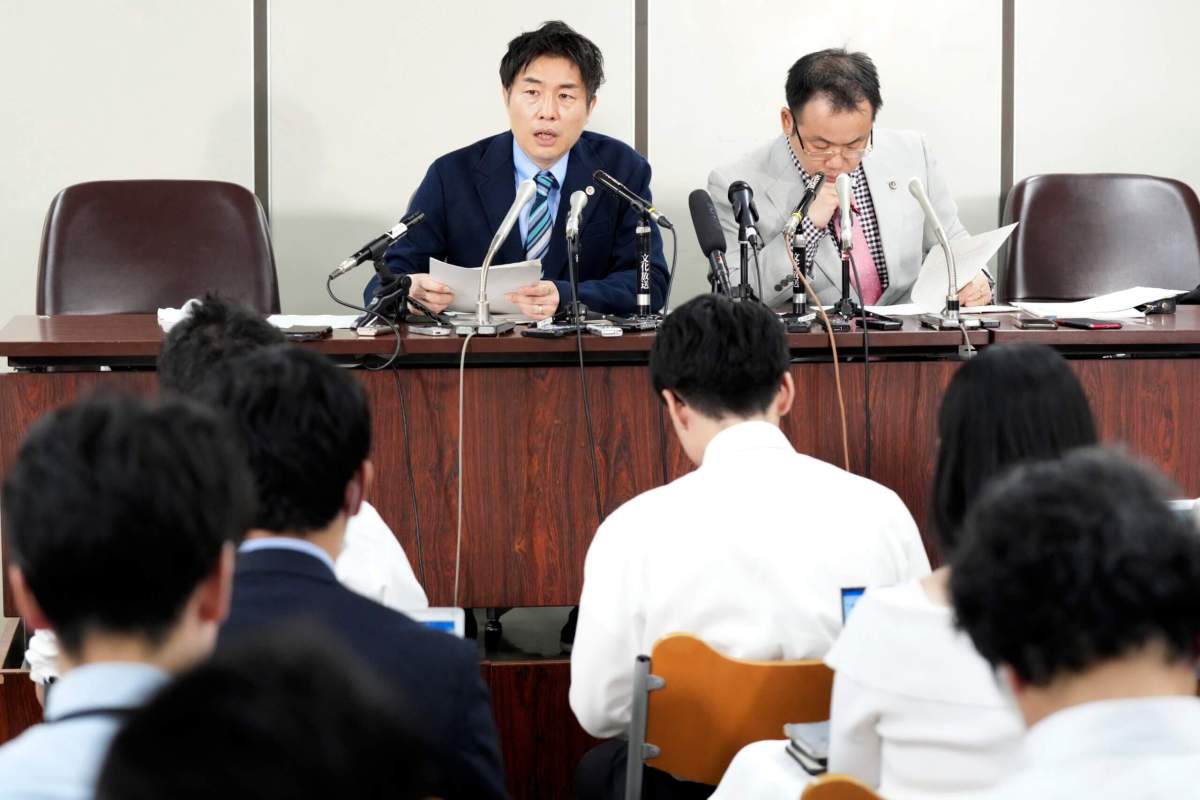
<box><xmin>1000</xmin><ymin>173</ymin><xmax>1200</xmax><ymax>302</ymax></box>
<box><xmin>802</xmin><ymin>774</ymin><xmax>883</xmax><ymax>800</ymax></box>
<box><xmin>36</xmin><ymin>179</ymin><xmax>281</xmax><ymax>315</ymax></box>
<box><xmin>641</xmin><ymin>634</ymin><xmax>834</xmax><ymax>787</ymax></box>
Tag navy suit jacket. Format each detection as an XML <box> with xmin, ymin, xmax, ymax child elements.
<box><xmin>369</xmin><ymin>130</ymin><xmax>669</xmax><ymax>315</ymax></box>
<box><xmin>219</xmin><ymin>547</ymin><xmax>507</xmax><ymax>800</ymax></box>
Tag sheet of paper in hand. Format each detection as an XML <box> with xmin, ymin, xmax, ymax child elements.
<box><xmin>429</xmin><ymin>257</ymin><xmax>543</xmax><ymax>315</ymax></box>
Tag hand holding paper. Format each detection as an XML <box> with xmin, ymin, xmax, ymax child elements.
<box><xmin>910</xmin><ymin>224</ymin><xmax>1018</xmax><ymax>312</ymax></box>
<box><xmin>428</xmin><ymin>257</ymin><xmax>543</xmax><ymax>315</ymax></box>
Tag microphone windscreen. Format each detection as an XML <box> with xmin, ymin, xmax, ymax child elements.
<box><xmin>688</xmin><ymin>190</ymin><xmax>727</xmax><ymax>256</ymax></box>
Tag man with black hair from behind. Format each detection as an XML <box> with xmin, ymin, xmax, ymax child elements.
<box><xmin>951</xmin><ymin>448</ymin><xmax>1200</xmax><ymax>798</ymax></box>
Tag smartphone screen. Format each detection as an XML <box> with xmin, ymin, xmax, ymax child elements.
<box><xmin>841</xmin><ymin>587</ymin><xmax>866</xmax><ymax>622</ymax></box>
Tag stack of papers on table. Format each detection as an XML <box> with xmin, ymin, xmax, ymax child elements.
<box><xmin>1014</xmin><ymin>287</ymin><xmax>1189</xmax><ymax>320</ymax></box>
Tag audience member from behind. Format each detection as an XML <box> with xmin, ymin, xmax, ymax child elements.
<box><xmin>0</xmin><ymin>394</ymin><xmax>253</xmax><ymax>799</ymax></box>
<box><xmin>159</xmin><ymin>292</ymin><xmax>428</xmax><ymax>612</ymax></box>
<box><xmin>98</xmin><ymin>629</ymin><xmax>437</xmax><ymax>800</ymax></box>
<box><xmin>201</xmin><ymin>346</ymin><xmax>505</xmax><ymax>800</ymax></box>
<box><xmin>570</xmin><ymin>294</ymin><xmax>929</xmax><ymax>800</ymax></box>
<box><xmin>815</xmin><ymin>343</ymin><xmax>1098</xmax><ymax>797</ymax></box>
<box><xmin>952</xmin><ymin>449</ymin><xmax>1200</xmax><ymax>799</ymax></box>
<box><xmin>23</xmin><ymin>294</ymin><xmax>428</xmax><ymax>695</ymax></box>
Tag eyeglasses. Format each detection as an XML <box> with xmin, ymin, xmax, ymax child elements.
<box><xmin>792</xmin><ymin>124</ymin><xmax>873</xmax><ymax>162</ymax></box>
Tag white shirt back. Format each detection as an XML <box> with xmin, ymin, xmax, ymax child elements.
<box><xmin>825</xmin><ymin>581</ymin><xmax>1024</xmax><ymax>798</ymax></box>
<box><xmin>977</xmin><ymin>696</ymin><xmax>1200</xmax><ymax>800</ymax></box>
<box><xmin>569</xmin><ymin>421</ymin><xmax>931</xmax><ymax>738</ymax></box>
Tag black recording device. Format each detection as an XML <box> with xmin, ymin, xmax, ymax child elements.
<box><xmin>688</xmin><ymin>190</ymin><xmax>732</xmax><ymax>296</ymax></box>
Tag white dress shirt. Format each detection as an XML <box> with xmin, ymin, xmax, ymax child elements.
<box><xmin>569</xmin><ymin>421</ymin><xmax>930</xmax><ymax>739</ymax></box>
<box><xmin>336</xmin><ymin>500</ymin><xmax>429</xmax><ymax>612</ymax></box>
<box><xmin>976</xmin><ymin>696</ymin><xmax>1200</xmax><ymax>799</ymax></box>
<box><xmin>824</xmin><ymin>580</ymin><xmax>1024</xmax><ymax>798</ymax></box>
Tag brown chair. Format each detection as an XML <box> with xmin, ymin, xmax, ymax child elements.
<box><xmin>802</xmin><ymin>774</ymin><xmax>882</xmax><ymax>800</ymax></box>
<box><xmin>624</xmin><ymin>634</ymin><xmax>834</xmax><ymax>796</ymax></box>
<box><xmin>37</xmin><ymin>180</ymin><xmax>280</xmax><ymax>315</ymax></box>
<box><xmin>1000</xmin><ymin>173</ymin><xmax>1200</xmax><ymax>302</ymax></box>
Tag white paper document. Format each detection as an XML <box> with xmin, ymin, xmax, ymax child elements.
<box><xmin>1013</xmin><ymin>286</ymin><xmax>1188</xmax><ymax>320</ymax></box>
<box><xmin>429</xmin><ymin>257</ymin><xmax>542</xmax><ymax>315</ymax></box>
<box><xmin>910</xmin><ymin>224</ymin><xmax>1018</xmax><ymax>312</ymax></box>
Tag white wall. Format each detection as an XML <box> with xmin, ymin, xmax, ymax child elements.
<box><xmin>648</xmin><ymin>0</ymin><xmax>1003</xmax><ymax>305</ymax></box>
<box><xmin>269</xmin><ymin>2</ymin><xmax>635</xmax><ymax>313</ymax></box>
<box><xmin>1013</xmin><ymin>0</ymin><xmax>1200</xmax><ymax>193</ymax></box>
<box><xmin>0</xmin><ymin>0</ymin><xmax>253</xmax><ymax>323</ymax></box>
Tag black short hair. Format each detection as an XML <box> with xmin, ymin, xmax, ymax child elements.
<box><xmin>500</xmin><ymin>20</ymin><xmax>605</xmax><ymax>100</ymax></box>
<box><xmin>196</xmin><ymin>345</ymin><xmax>371</xmax><ymax>534</ymax></box>
<box><xmin>158</xmin><ymin>292</ymin><xmax>284</xmax><ymax>393</ymax></box>
<box><xmin>96</xmin><ymin>629</ymin><xmax>435</xmax><ymax>800</ymax></box>
<box><xmin>950</xmin><ymin>448</ymin><xmax>1200</xmax><ymax>687</ymax></box>
<box><xmin>786</xmin><ymin>48</ymin><xmax>883</xmax><ymax>119</ymax></box>
<box><xmin>2</xmin><ymin>393</ymin><xmax>254</xmax><ymax>654</ymax></box>
<box><xmin>932</xmin><ymin>343</ymin><xmax>1097</xmax><ymax>558</ymax></box>
<box><xmin>651</xmin><ymin>295</ymin><xmax>789</xmax><ymax>419</ymax></box>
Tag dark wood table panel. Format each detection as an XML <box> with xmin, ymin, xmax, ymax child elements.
<box><xmin>483</xmin><ymin>658</ymin><xmax>599</xmax><ymax>800</ymax></box>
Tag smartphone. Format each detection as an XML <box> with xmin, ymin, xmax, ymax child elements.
<box><xmin>521</xmin><ymin>328</ymin><xmax>568</xmax><ymax>339</ymax></box>
<box><xmin>863</xmin><ymin>317</ymin><xmax>903</xmax><ymax>331</ymax></box>
<box><xmin>1057</xmin><ymin>318</ymin><xmax>1123</xmax><ymax>330</ymax></box>
<box><xmin>1017</xmin><ymin>317</ymin><xmax>1057</xmax><ymax>330</ymax></box>
<box><xmin>282</xmin><ymin>325</ymin><xmax>332</xmax><ymax>341</ymax></box>
<box><xmin>407</xmin><ymin>324</ymin><xmax>452</xmax><ymax>336</ymax></box>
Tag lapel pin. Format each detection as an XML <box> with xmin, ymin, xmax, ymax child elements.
<box><xmin>888</xmin><ymin>180</ymin><xmax>898</xmax><ymax>190</ymax></box>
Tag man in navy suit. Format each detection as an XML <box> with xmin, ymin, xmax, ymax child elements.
<box><xmin>203</xmin><ymin>346</ymin><xmax>507</xmax><ymax>800</ymax></box>
<box><xmin>370</xmin><ymin>20</ymin><xmax>668</xmax><ymax>319</ymax></box>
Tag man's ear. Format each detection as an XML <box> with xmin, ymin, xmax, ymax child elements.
<box><xmin>775</xmin><ymin>373</ymin><xmax>796</xmax><ymax>418</ymax></box>
<box><xmin>587</xmin><ymin>92</ymin><xmax>599</xmax><ymax>116</ymax></box>
<box><xmin>9</xmin><ymin>566</ymin><xmax>51</xmax><ymax>631</ymax></box>
<box><xmin>661</xmin><ymin>389</ymin><xmax>690</xmax><ymax>432</ymax></box>
<box><xmin>779</xmin><ymin>106</ymin><xmax>793</xmax><ymax>135</ymax></box>
<box><xmin>344</xmin><ymin>460</ymin><xmax>373</xmax><ymax>518</ymax></box>
<box><xmin>196</xmin><ymin>543</ymin><xmax>236</xmax><ymax>624</ymax></box>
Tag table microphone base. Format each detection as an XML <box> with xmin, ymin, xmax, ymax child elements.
<box><xmin>454</xmin><ymin>319</ymin><xmax>515</xmax><ymax>336</ymax></box>
<box><xmin>919</xmin><ymin>313</ymin><xmax>982</xmax><ymax>331</ymax></box>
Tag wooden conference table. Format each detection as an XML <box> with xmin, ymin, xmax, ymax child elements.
<box><xmin>1</xmin><ymin>309</ymin><xmax>1198</xmax><ymax>798</ymax></box>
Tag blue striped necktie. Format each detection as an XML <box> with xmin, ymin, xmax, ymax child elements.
<box><xmin>524</xmin><ymin>170</ymin><xmax>558</xmax><ymax>262</ymax></box>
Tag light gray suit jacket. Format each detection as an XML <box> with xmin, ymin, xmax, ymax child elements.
<box><xmin>707</xmin><ymin>129</ymin><xmax>967</xmax><ymax>307</ymax></box>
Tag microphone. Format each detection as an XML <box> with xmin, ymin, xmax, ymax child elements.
<box><xmin>835</xmin><ymin>173</ymin><xmax>853</xmax><ymax>252</ymax></box>
<box><xmin>565</xmin><ymin>189</ymin><xmax>589</xmax><ymax>240</ymax></box>
<box><xmin>329</xmin><ymin>211</ymin><xmax>425</xmax><ymax>279</ymax></box>
<box><xmin>471</xmin><ymin>178</ymin><xmax>538</xmax><ymax>328</ymax></box>
<box><xmin>592</xmin><ymin>169</ymin><xmax>673</xmax><ymax>229</ymax></box>
<box><xmin>688</xmin><ymin>189</ymin><xmax>732</xmax><ymax>295</ymax></box>
<box><xmin>727</xmin><ymin>180</ymin><xmax>761</xmax><ymax>248</ymax></box>
<box><xmin>482</xmin><ymin>179</ymin><xmax>537</xmax><ymax>270</ymax></box>
<box><xmin>909</xmin><ymin>177</ymin><xmax>959</xmax><ymax>311</ymax></box>
<box><xmin>783</xmin><ymin>174</ymin><xmax>826</xmax><ymax>241</ymax></box>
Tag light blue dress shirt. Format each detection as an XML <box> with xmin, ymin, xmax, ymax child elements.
<box><xmin>513</xmin><ymin>140</ymin><xmax>569</xmax><ymax>244</ymax></box>
<box><xmin>0</xmin><ymin>662</ymin><xmax>169</xmax><ymax>799</ymax></box>
<box><xmin>239</xmin><ymin>536</ymin><xmax>338</xmax><ymax>573</ymax></box>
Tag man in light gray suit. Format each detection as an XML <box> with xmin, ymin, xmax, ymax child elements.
<box><xmin>708</xmin><ymin>48</ymin><xmax>993</xmax><ymax>309</ymax></box>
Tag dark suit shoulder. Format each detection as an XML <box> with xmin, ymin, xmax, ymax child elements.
<box><xmin>576</xmin><ymin>130</ymin><xmax>649</xmax><ymax>174</ymax></box>
<box><xmin>427</xmin><ymin>131</ymin><xmax>512</xmax><ymax>175</ymax></box>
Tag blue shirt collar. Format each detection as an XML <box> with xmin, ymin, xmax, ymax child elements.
<box><xmin>44</xmin><ymin>662</ymin><xmax>169</xmax><ymax>722</ymax></box>
<box><xmin>513</xmin><ymin>139</ymin><xmax>569</xmax><ymax>189</ymax></box>
<box><xmin>239</xmin><ymin>536</ymin><xmax>338</xmax><ymax>574</ymax></box>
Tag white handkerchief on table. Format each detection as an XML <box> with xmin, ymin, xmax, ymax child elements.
<box><xmin>268</xmin><ymin>314</ymin><xmax>360</xmax><ymax>329</ymax></box>
<box><xmin>429</xmin><ymin>257</ymin><xmax>543</xmax><ymax>315</ymax></box>
<box><xmin>909</xmin><ymin>223</ymin><xmax>1018</xmax><ymax>312</ymax></box>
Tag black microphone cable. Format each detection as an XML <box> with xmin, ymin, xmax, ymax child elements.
<box><xmin>565</xmin><ymin>234</ymin><xmax>604</xmax><ymax>527</ymax></box>
<box><xmin>390</xmin><ymin>366</ymin><xmax>427</xmax><ymax>587</ymax></box>
<box><xmin>325</xmin><ymin>277</ymin><xmax>403</xmax><ymax>371</ymax></box>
